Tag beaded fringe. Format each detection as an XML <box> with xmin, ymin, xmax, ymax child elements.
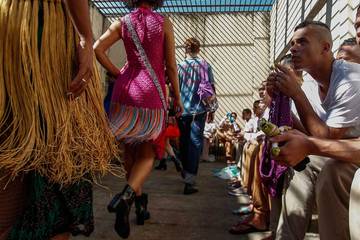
<box><xmin>110</xmin><ymin>104</ymin><xmax>166</xmax><ymax>144</ymax></box>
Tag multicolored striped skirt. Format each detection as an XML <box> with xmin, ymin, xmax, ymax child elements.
<box><xmin>110</xmin><ymin>104</ymin><xmax>166</xmax><ymax>158</ymax></box>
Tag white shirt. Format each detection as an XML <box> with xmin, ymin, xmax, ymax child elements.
<box><xmin>322</xmin><ymin>60</ymin><xmax>360</xmax><ymax>137</ymax></box>
<box><xmin>292</xmin><ymin>79</ymin><xmax>326</xmax><ymax>119</ymax></box>
<box><xmin>243</xmin><ymin>117</ymin><xmax>257</xmax><ymax>141</ymax></box>
<box><xmin>232</xmin><ymin>122</ymin><xmax>241</xmax><ymax>132</ymax></box>
<box><xmin>244</xmin><ymin>108</ymin><xmax>270</xmax><ymax>141</ymax></box>
<box><xmin>253</xmin><ymin>108</ymin><xmax>270</xmax><ymax>140</ymax></box>
<box><xmin>203</xmin><ymin>122</ymin><xmax>217</xmax><ymax>139</ymax></box>
<box><xmin>299</xmin><ymin>60</ymin><xmax>360</xmax><ymax>138</ymax></box>
<box><xmin>243</xmin><ymin>118</ymin><xmax>256</xmax><ymax>131</ymax></box>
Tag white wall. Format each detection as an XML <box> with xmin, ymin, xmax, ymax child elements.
<box><xmin>90</xmin><ymin>4</ymin><xmax>107</xmax><ymax>86</ymax></box>
<box><xmin>89</xmin><ymin>4</ymin><xmax>127</xmax><ymax>92</ymax></box>
<box><xmin>270</xmin><ymin>0</ymin><xmax>358</xmax><ymax>62</ymax></box>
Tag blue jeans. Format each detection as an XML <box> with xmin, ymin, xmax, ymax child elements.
<box><xmin>103</xmin><ymin>81</ymin><xmax>114</xmax><ymax>116</ymax></box>
<box><xmin>177</xmin><ymin>113</ymin><xmax>207</xmax><ymax>185</ymax></box>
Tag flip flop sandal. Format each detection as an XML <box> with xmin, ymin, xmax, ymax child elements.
<box><xmin>237</xmin><ymin>213</ymin><xmax>254</xmax><ymax>224</ymax></box>
<box><xmin>229</xmin><ymin>221</ymin><xmax>268</xmax><ymax>235</ymax></box>
<box><xmin>232</xmin><ymin>204</ymin><xmax>254</xmax><ymax>215</ymax></box>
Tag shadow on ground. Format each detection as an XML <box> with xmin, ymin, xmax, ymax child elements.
<box><xmin>73</xmin><ymin>161</ymin><xmax>318</xmax><ymax>240</ymax></box>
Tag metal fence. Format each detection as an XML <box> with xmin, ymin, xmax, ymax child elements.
<box><xmin>91</xmin><ymin>0</ymin><xmax>272</xmax><ymax>122</ymax></box>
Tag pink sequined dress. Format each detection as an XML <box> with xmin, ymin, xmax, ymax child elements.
<box><xmin>109</xmin><ymin>8</ymin><xmax>166</xmax><ymax>153</ymax></box>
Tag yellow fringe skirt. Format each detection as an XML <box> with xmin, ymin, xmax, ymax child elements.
<box><xmin>0</xmin><ymin>0</ymin><xmax>123</xmax><ymax>185</ymax></box>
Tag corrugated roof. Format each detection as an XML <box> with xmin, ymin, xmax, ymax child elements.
<box><xmin>92</xmin><ymin>0</ymin><xmax>275</xmax><ymax>21</ymax></box>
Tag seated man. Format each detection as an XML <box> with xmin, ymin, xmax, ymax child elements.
<box><xmin>271</xmin><ymin>130</ymin><xmax>360</xmax><ymax>240</ymax></box>
<box><xmin>230</xmin><ymin>112</ymin><xmax>241</xmax><ymax>133</ymax></box>
<box><xmin>229</xmin><ymin>88</ymin><xmax>272</xmax><ymax>235</ymax></box>
<box><xmin>241</xmin><ymin>101</ymin><xmax>265</xmax><ymax>191</ymax></box>
<box><xmin>235</xmin><ymin>108</ymin><xmax>253</xmax><ymax>170</ymax></box>
<box><xmin>216</xmin><ymin>113</ymin><xmax>240</xmax><ymax>165</ymax></box>
<box><xmin>336</xmin><ymin>37</ymin><xmax>356</xmax><ymax>59</ymax></box>
<box><xmin>267</xmin><ymin>20</ymin><xmax>360</xmax><ymax>240</ymax></box>
<box><xmin>200</xmin><ymin>115</ymin><xmax>217</xmax><ymax>162</ymax></box>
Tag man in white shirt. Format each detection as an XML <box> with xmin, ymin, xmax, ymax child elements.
<box><xmin>242</xmin><ymin>108</ymin><xmax>256</xmax><ymax>141</ymax></box>
<box><xmin>241</xmin><ymin>101</ymin><xmax>263</xmax><ymax>188</ymax></box>
<box><xmin>235</xmin><ymin>109</ymin><xmax>253</xmax><ymax>171</ymax></box>
<box><xmin>230</xmin><ymin>100</ymin><xmax>272</xmax><ymax>234</ymax></box>
<box><xmin>267</xmin><ymin>20</ymin><xmax>360</xmax><ymax>240</ymax></box>
<box><xmin>200</xmin><ymin>117</ymin><xmax>217</xmax><ymax>162</ymax></box>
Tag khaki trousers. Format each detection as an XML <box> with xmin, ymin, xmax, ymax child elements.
<box><xmin>276</xmin><ymin>156</ymin><xmax>359</xmax><ymax>240</ymax></box>
<box><xmin>200</xmin><ymin>138</ymin><xmax>210</xmax><ymax>161</ymax></box>
<box><xmin>241</xmin><ymin>142</ymin><xmax>258</xmax><ymax>192</ymax></box>
<box><xmin>251</xmin><ymin>144</ymin><xmax>270</xmax><ymax>218</ymax></box>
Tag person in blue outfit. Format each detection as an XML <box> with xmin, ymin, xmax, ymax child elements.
<box><xmin>177</xmin><ymin>37</ymin><xmax>216</xmax><ymax>195</ymax></box>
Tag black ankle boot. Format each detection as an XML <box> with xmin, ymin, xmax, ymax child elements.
<box><xmin>108</xmin><ymin>184</ymin><xmax>136</xmax><ymax>239</ymax></box>
<box><xmin>170</xmin><ymin>156</ymin><xmax>183</xmax><ymax>172</ymax></box>
<box><xmin>184</xmin><ymin>183</ymin><xmax>199</xmax><ymax>195</ymax></box>
<box><xmin>155</xmin><ymin>159</ymin><xmax>167</xmax><ymax>170</ymax></box>
<box><xmin>135</xmin><ymin>193</ymin><xmax>151</xmax><ymax>225</ymax></box>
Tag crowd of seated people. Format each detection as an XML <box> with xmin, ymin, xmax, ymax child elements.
<box><xmin>204</xmin><ymin>10</ymin><xmax>360</xmax><ymax>240</ymax></box>
<box><xmin>226</xmin><ymin>10</ymin><xmax>360</xmax><ymax>240</ymax></box>
<box><xmin>154</xmin><ymin>8</ymin><xmax>360</xmax><ymax>240</ymax></box>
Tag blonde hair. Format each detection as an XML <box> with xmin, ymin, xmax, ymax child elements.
<box><xmin>0</xmin><ymin>0</ymin><xmax>123</xmax><ymax>185</ymax></box>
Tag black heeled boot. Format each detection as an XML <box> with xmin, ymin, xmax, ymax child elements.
<box><xmin>170</xmin><ymin>156</ymin><xmax>183</xmax><ymax>172</ymax></box>
<box><xmin>155</xmin><ymin>158</ymin><xmax>167</xmax><ymax>170</ymax></box>
<box><xmin>108</xmin><ymin>184</ymin><xmax>136</xmax><ymax>239</ymax></box>
<box><xmin>184</xmin><ymin>183</ymin><xmax>199</xmax><ymax>195</ymax></box>
<box><xmin>135</xmin><ymin>193</ymin><xmax>151</xmax><ymax>225</ymax></box>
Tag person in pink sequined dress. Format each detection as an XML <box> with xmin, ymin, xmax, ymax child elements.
<box><xmin>94</xmin><ymin>0</ymin><xmax>183</xmax><ymax>238</ymax></box>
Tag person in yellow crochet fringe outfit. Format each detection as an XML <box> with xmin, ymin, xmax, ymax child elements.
<box><xmin>0</xmin><ymin>0</ymin><xmax>123</xmax><ymax>239</ymax></box>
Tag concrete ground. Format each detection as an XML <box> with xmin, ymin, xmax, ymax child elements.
<box><xmin>73</xmin><ymin>160</ymin><xmax>319</xmax><ymax>240</ymax></box>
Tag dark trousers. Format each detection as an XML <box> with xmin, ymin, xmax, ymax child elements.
<box><xmin>177</xmin><ymin>113</ymin><xmax>207</xmax><ymax>184</ymax></box>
